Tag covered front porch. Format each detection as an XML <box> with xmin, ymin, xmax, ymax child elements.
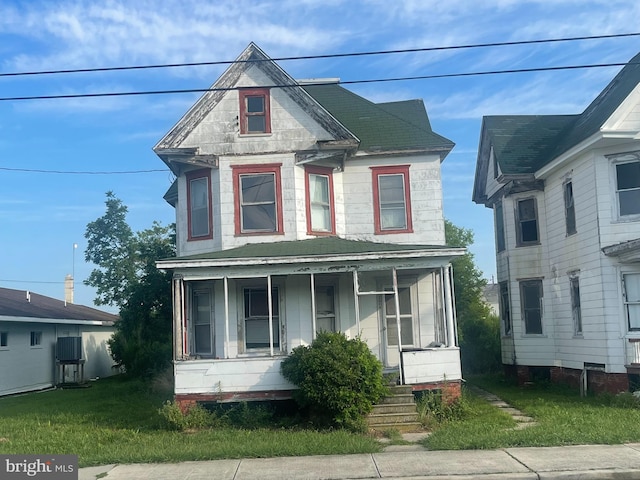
<box><xmin>157</xmin><ymin>238</ymin><xmax>465</xmax><ymax>404</ymax></box>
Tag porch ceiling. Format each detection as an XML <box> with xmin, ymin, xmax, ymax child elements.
<box><xmin>157</xmin><ymin>237</ymin><xmax>465</xmax><ymax>275</ymax></box>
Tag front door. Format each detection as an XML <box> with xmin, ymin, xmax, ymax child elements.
<box><xmin>192</xmin><ymin>288</ymin><xmax>214</xmax><ymax>357</ymax></box>
<box><xmin>382</xmin><ymin>285</ymin><xmax>416</xmax><ymax>368</ymax></box>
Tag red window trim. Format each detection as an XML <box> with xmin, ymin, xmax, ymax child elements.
<box><xmin>239</xmin><ymin>88</ymin><xmax>271</xmax><ymax>135</ymax></box>
<box><xmin>185</xmin><ymin>169</ymin><xmax>213</xmax><ymax>241</ymax></box>
<box><xmin>305</xmin><ymin>165</ymin><xmax>336</xmax><ymax>236</ymax></box>
<box><xmin>371</xmin><ymin>165</ymin><xmax>413</xmax><ymax>235</ymax></box>
<box><xmin>232</xmin><ymin>163</ymin><xmax>284</xmax><ymax>236</ymax></box>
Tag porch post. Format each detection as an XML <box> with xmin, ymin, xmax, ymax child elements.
<box><xmin>172</xmin><ymin>275</ymin><xmax>185</xmax><ymax>360</ymax></box>
<box><xmin>267</xmin><ymin>274</ymin><xmax>274</xmax><ymax>356</ymax></box>
<box><xmin>224</xmin><ymin>276</ymin><xmax>230</xmax><ymax>359</ymax></box>
<box><xmin>310</xmin><ymin>274</ymin><xmax>317</xmax><ymax>340</ymax></box>
<box><xmin>392</xmin><ymin>268</ymin><xmax>404</xmax><ymax>384</ymax></box>
<box><xmin>352</xmin><ymin>270</ymin><xmax>361</xmax><ymax>336</ymax></box>
<box><xmin>444</xmin><ymin>265</ymin><xmax>456</xmax><ymax>347</ymax></box>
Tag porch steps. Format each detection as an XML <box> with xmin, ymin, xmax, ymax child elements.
<box><xmin>368</xmin><ymin>385</ymin><xmax>422</xmax><ymax>433</ymax></box>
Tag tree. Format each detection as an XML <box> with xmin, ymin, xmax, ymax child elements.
<box><xmin>84</xmin><ymin>192</ymin><xmax>175</xmax><ymax>376</ymax></box>
<box><xmin>445</xmin><ymin>220</ymin><xmax>501</xmax><ymax>374</ymax></box>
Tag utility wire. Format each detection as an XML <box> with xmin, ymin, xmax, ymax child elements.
<box><xmin>1</xmin><ymin>32</ymin><xmax>639</xmax><ymax>78</ymax></box>
<box><xmin>0</xmin><ymin>61</ymin><xmax>635</xmax><ymax>102</ymax></box>
<box><xmin>0</xmin><ymin>166</ymin><xmax>167</xmax><ymax>174</ymax></box>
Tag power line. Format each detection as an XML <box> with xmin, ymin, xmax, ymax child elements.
<box><xmin>1</xmin><ymin>32</ymin><xmax>638</xmax><ymax>78</ymax></box>
<box><xmin>0</xmin><ymin>60</ymin><xmax>634</xmax><ymax>102</ymax></box>
<box><xmin>0</xmin><ymin>166</ymin><xmax>168</xmax><ymax>174</ymax></box>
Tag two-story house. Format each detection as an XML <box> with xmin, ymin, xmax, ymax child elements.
<box><xmin>155</xmin><ymin>43</ymin><xmax>465</xmax><ymax>408</ymax></box>
<box><xmin>473</xmin><ymin>51</ymin><xmax>640</xmax><ymax>394</ymax></box>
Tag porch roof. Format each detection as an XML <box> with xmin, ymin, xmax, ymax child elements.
<box><xmin>157</xmin><ymin>237</ymin><xmax>465</xmax><ymax>271</ymax></box>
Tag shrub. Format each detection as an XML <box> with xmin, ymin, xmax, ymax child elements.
<box><xmin>158</xmin><ymin>401</ymin><xmax>218</xmax><ymax>431</ymax></box>
<box><xmin>280</xmin><ymin>331</ymin><xmax>388</xmax><ymax>432</ymax></box>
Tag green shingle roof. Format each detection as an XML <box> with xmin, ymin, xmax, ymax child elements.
<box><xmin>304</xmin><ymin>84</ymin><xmax>454</xmax><ymax>154</ymax></box>
<box><xmin>171</xmin><ymin>237</ymin><xmax>451</xmax><ymax>262</ymax></box>
<box><xmin>483</xmin><ymin>51</ymin><xmax>640</xmax><ymax>175</ymax></box>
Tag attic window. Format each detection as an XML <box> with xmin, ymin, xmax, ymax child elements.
<box><xmin>239</xmin><ymin>88</ymin><xmax>271</xmax><ymax>134</ymax></box>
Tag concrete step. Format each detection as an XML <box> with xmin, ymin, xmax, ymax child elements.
<box><xmin>388</xmin><ymin>385</ymin><xmax>413</xmax><ymax>395</ymax></box>
<box><xmin>378</xmin><ymin>394</ymin><xmax>415</xmax><ymax>405</ymax></box>
<box><xmin>368</xmin><ymin>421</ymin><xmax>423</xmax><ymax>433</ymax></box>
<box><xmin>372</xmin><ymin>403</ymin><xmax>420</xmax><ymax>415</ymax></box>
<box><xmin>367</xmin><ymin>412</ymin><xmax>420</xmax><ymax>425</ymax></box>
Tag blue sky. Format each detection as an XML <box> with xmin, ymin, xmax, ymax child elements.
<box><xmin>1</xmin><ymin>0</ymin><xmax>639</xmax><ymax>312</ymax></box>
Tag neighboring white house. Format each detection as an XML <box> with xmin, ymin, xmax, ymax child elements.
<box><xmin>0</xmin><ymin>287</ymin><xmax>118</xmax><ymax>396</ymax></box>
<box><xmin>473</xmin><ymin>51</ymin><xmax>640</xmax><ymax>394</ymax></box>
<box><xmin>155</xmin><ymin>43</ymin><xmax>465</xmax><ymax>408</ymax></box>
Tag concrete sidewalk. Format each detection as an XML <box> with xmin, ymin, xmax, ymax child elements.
<box><xmin>80</xmin><ymin>444</ymin><xmax>640</xmax><ymax>479</ymax></box>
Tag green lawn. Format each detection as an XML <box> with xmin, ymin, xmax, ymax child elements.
<box><xmin>425</xmin><ymin>375</ymin><xmax>640</xmax><ymax>450</ymax></box>
<box><xmin>0</xmin><ymin>376</ymin><xmax>380</xmax><ymax>467</ymax></box>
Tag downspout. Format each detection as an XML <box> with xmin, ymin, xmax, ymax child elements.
<box><xmin>224</xmin><ymin>276</ymin><xmax>230</xmax><ymax>359</ymax></box>
<box><xmin>392</xmin><ymin>268</ymin><xmax>404</xmax><ymax>384</ymax></box>
<box><xmin>444</xmin><ymin>265</ymin><xmax>455</xmax><ymax>348</ymax></box>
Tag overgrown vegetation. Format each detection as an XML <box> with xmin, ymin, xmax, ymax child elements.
<box><xmin>445</xmin><ymin>220</ymin><xmax>501</xmax><ymax>374</ymax></box>
<box><xmin>0</xmin><ymin>376</ymin><xmax>381</xmax><ymax>467</ymax></box>
<box><xmin>280</xmin><ymin>331</ymin><xmax>388</xmax><ymax>432</ymax></box>
<box><xmin>415</xmin><ymin>390</ymin><xmax>470</xmax><ymax>430</ymax></box>
<box><xmin>84</xmin><ymin>192</ymin><xmax>175</xmax><ymax>376</ymax></box>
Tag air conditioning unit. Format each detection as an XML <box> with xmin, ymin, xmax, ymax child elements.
<box><xmin>56</xmin><ymin>336</ymin><xmax>83</xmax><ymax>362</ymax></box>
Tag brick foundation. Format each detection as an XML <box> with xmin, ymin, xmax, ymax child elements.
<box><xmin>410</xmin><ymin>380</ymin><xmax>462</xmax><ymax>403</ymax></box>
<box><xmin>507</xmin><ymin>364</ymin><xmax>630</xmax><ymax>395</ymax></box>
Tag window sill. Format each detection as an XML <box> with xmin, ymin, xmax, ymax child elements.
<box><xmin>521</xmin><ymin>334</ymin><xmax>546</xmax><ymax>338</ymax></box>
<box><xmin>0</xmin><ymin>347</ymin><xmax>8</xmax><ymax>351</ymax></box>
<box><xmin>30</xmin><ymin>346</ymin><xmax>43</xmax><ymax>349</ymax></box>
<box><xmin>515</xmin><ymin>242</ymin><xmax>541</xmax><ymax>248</ymax></box>
<box><xmin>612</xmin><ymin>215</ymin><xmax>640</xmax><ymax>223</ymax></box>
<box><xmin>235</xmin><ymin>231</ymin><xmax>284</xmax><ymax>237</ymax></box>
<box><xmin>374</xmin><ymin>228</ymin><xmax>414</xmax><ymax>235</ymax></box>
<box><xmin>238</xmin><ymin>133</ymin><xmax>272</xmax><ymax>138</ymax></box>
<box><xmin>237</xmin><ymin>351</ymin><xmax>287</xmax><ymax>358</ymax></box>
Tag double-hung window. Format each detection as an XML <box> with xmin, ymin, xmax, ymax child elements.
<box><xmin>243</xmin><ymin>287</ymin><xmax>280</xmax><ymax>350</ymax></box>
<box><xmin>186</xmin><ymin>170</ymin><xmax>213</xmax><ymax>241</ymax></box>
<box><xmin>233</xmin><ymin>164</ymin><xmax>283</xmax><ymax>235</ymax></box>
<box><xmin>315</xmin><ymin>284</ymin><xmax>337</xmax><ymax>333</ymax></box>
<box><xmin>239</xmin><ymin>88</ymin><xmax>271</xmax><ymax>134</ymax></box>
<box><xmin>371</xmin><ymin>165</ymin><xmax>413</xmax><ymax>234</ymax></box>
<box><xmin>0</xmin><ymin>332</ymin><xmax>7</xmax><ymax>348</ymax></box>
<box><xmin>305</xmin><ymin>166</ymin><xmax>335</xmax><ymax>234</ymax></box>
<box><xmin>192</xmin><ymin>289</ymin><xmax>213</xmax><ymax>356</ymax></box>
<box><xmin>384</xmin><ymin>286</ymin><xmax>415</xmax><ymax>347</ymax></box>
<box><xmin>564</xmin><ymin>181</ymin><xmax>577</xmax><ymax>235</ymax></box>
<box><xmin>516</xmin><ymin>198</ymin><xmax>539</xmax><ymax>246</ymax></box>
<box><xmin>615</xmin><ymin>160</ymin><xmax>640</xmax><ymax>217</ymax></box>
<box><xmin>569</xmin><ymin>273</ymin><xmax>582</xmax><ymax>335</ymax></box>
<box><xmin>499</xmin><ymin>281</ymin><xmax>511</xmax><ymax>335</ymax></box>
<box><xmin>624</xmin><ymin>273</ymin><xmax>640</xmax><ymax>331</ymax></box>
<box><xmin>520</xmin><ymin>280</ymin><xmax>543</xmax><ymax>335</ymax></box>
<box><xmin>495</xmin><ymin>201</ymin><xmax>506</xmax><ymax>252</ymax></box>
<box><xmin>30</xmin><ymin>331</ymin><xmax>42</xmax><ymax>347</ymax></box>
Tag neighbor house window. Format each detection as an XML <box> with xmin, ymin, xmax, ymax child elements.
<box><xmin>315</xmin><ymin>284</ymin><xmax>337</xmax><ymax>333</ymax></box>
<box><xmin>243</xmin><ymin>287</ymin><xmax>280</xmax><ymax>350</ymax></box>
<box><xmin>192</xmin><ymin>289</ymin><xmax>213</xmax><ymax>356</ymax></box>
<box><xmin>0</xmin><ymin>332</ymin><xmax>7</xmax><ymax>347</ymax></box>
<box><xmin>495</xmin><ymin>201</ymin><xmax>506</xmax><ymax>252</ymax></box>
<box><xmin>615</xmin><ymin>160</ymin><xmax>640</xmax><ymax>217</ymax></box>
<box><xmin>305</xmin><ymin>166</ymin><xmax>335</xmax><ymax>234</ymax></box>
<box><xmin>520</xmin><ymin>280</ymin><xmax>543</xmax><ymax>335</ymax></box>
<box><xmin>384</xmin><ymin>286</ymin><xmax>415</xmax><ymax>346</ymax></box>
<box><xmin>499</xmin><ymin>281</ymin><xmax>511</xmax><ymax>335</ymax></box>
<box><xmin>239</xmin><ymin>88</ymin><xmax>271</xmax><ymax>134</ymax></box>
<box><xmin>569</xmin><ymin>273</ymin><xmax>582</xmax><ymax>335</ymax></box>
<box><xmin>624</xmin><ymin>273</ymin><xmax>640</xmax><ymax>331</ymax></box>
<box><xmin>564</xmin><ymin>180</ymin><xmax>576</xmax><ymax>235</ymax></box>
<box><xmin>232</xmin><ymin>164</ymin><xmax>283</xmax><ymax>235</ymax></box>
<box><xmin>371</xmin><ymin>165</ymin><xmax>413</xmax><ymax>234</ymax></box>
<box><xmin>30</xmin><ymin>331</ymin><xmax>42</xmax><ymax>347</ymax></box>
<box><xmin>186</xmin><ymin>169</ymin><xmax>213</xmax><ymax>241</ymax></box>
<box><xmin>516</xmin><ymin>198</ymin><xmax>539</xmax><ymax>246</ymax></box>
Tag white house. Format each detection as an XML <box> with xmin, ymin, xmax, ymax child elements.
<box><xmin>0</xmin><ymin>287</ymin><xmax>118</xmax><ymax>396</ymax></box>
<box><xmin>155</xmin><ymin>43</ymin><xmax>465</xmax><ymax>408</ymax></box>
<box><xmin>473</xmin><ymin>51</ymin><xmax>640</xmax><ymax>394</ymax></box>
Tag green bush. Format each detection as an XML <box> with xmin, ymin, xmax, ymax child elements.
<box><xmin>158</xmin><ymin>401</ymin><xmax>218</xmax><ymax>431</ymax></box>
<box><xmin>415</xmin><ymin>389</ymin><xmax>470</xmax><ymax>429</ymax></box>
<box><xmin>280</xmin><ymin>331</ymin><xmax>388</xmax><ymax>432</ymax></box>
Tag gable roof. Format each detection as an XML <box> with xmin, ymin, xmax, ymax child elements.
<box><xmin>474</xmin><ymin>51</ymin><xmax>640</xmax><ymax>205</ymax></box>
<box><xmin>155</xmin><ymin>42</ymin><xmax>453</xmax><ymax>161</ymax></box>
<box><xmin>0</xmin><ymin>287</ymin><xmax>118</xmax><ymax>324</ymax></box>
<box><xmin>304</xmin><ymin>84</ymin><xmax>453</xmax><ymax>155</ymax></box>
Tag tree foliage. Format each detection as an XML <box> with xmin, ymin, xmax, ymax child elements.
<box><xmin>84</xmin><ymin>192</ymin><xmax>175</xmax><ymax>376</ymax></box>
<box><xmin>281</xmin><ymin>332</ymin><xmax>388</xmax><ymax>432</ymax></box>
<box><xmin>445</xmin><ymin>220</ymin><xmax>501</xmax><ymax>374</ymax></box>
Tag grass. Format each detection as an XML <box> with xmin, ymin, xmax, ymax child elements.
<box><xmin>425</xmin><ymin>375</ymin><xmax>640</xmax><ymax>450</ymax></box>
<box><xmin>0</xmin><ymin>376</ymin><xmax>380</xmax><ymax>467</ymax></box>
